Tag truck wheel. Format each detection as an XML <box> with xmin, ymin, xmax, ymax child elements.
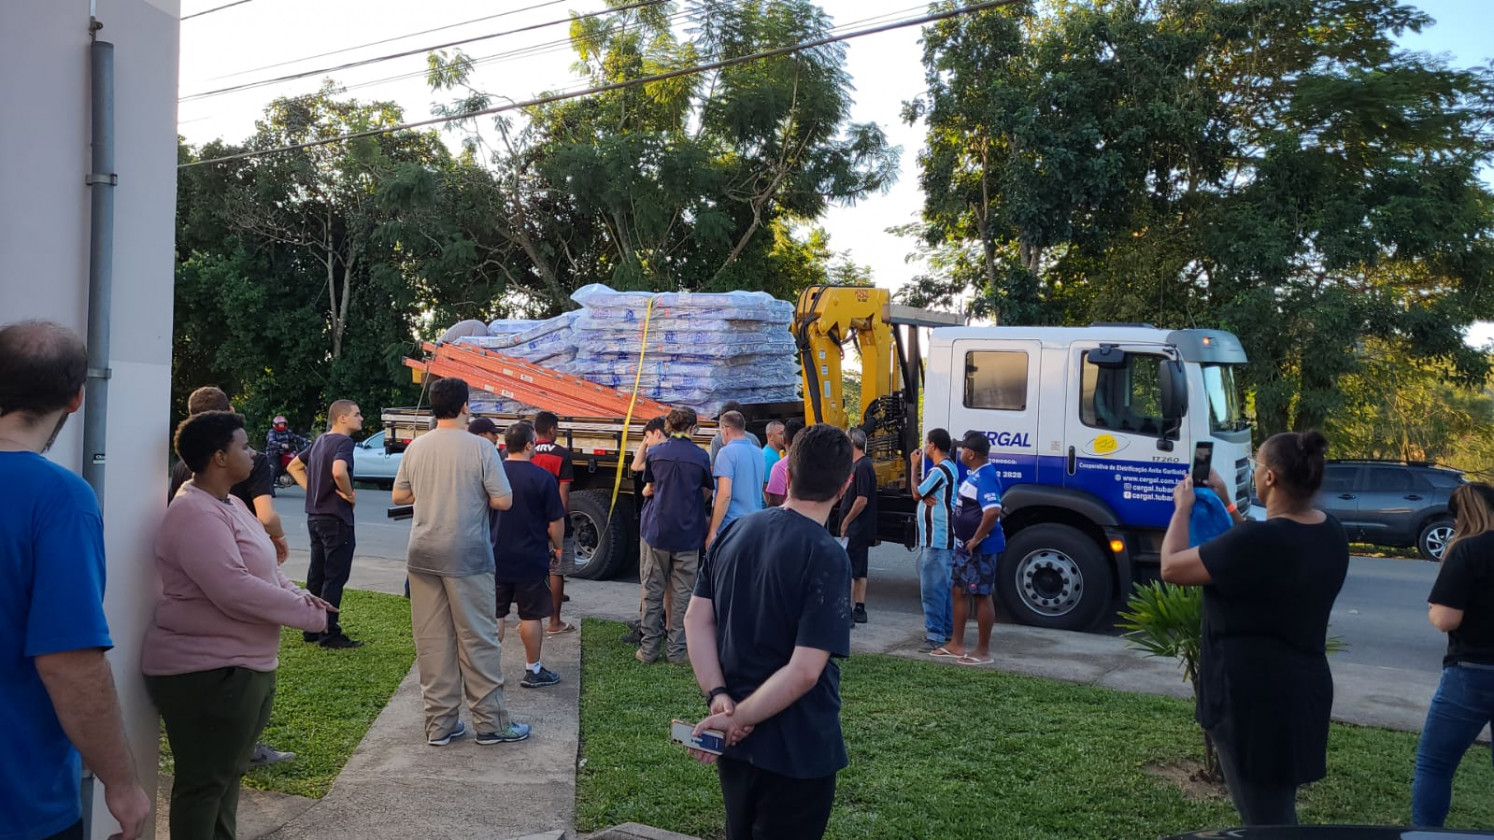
<box><xmin>567</xmin><ymin>489</ymin><xmax>633</xmax><ymax>580</ymax></box>
<box><xmin>1419</xmin><ymin>518</ymin><xmax>1454</xmax><ymax>561</ymax></box>
<box><xmin>996</xmin><ymin>524</ymin><xmax>1113</xmax><ymax>632</ymax></box>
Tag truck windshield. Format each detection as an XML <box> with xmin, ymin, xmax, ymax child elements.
<box><xmin>1202</xmin><ymin>364</ymin><xmax>1247</xmax><ymax>432</ymax></box>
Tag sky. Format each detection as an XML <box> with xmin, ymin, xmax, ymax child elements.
<box><xmin>176</xmin><ymin>0</ymin><xmax>1493</xmax><ymax>339</ymax></box>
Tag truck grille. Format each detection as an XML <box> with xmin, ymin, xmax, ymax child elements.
<box><xmin>1234</xmin><ymin>456</ymin><xmax>1252</xmax><ymax>514</ymax></box>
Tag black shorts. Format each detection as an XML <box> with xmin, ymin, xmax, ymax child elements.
<box><xmin>847</xmin><ymin>543</ymin><xmax>869</xmax><ymax>578</ymax></box>
<box><xmin>495</xmin><ymin>578</ymin><xmax>553</xmax><ymax>621</ymax></box>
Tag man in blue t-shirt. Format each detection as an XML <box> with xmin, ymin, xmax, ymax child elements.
<box><xmin>706</xmin><ymin>411</ymin><xmax>765</xmax><ymax>549</ymax></box>
<box><xmin>494</xmin><ymin>422</ymin><xmax>567</xmax><ymax>689</ymax></box>
<box><xmin>909</xmin><ymin>427</ymin><xmax>958</xmax><ymax>652</ymax></box>
<box><xmin>684</xmin><ymin>424</ymin><xmax>855</xmax><ymax>840</ymax></box>
<box><xmin>0</xmin><ymin>321</ymin><xmax>150</xmax><ymax>840</ymax></box>
<box><xmin>638</xmin><ymin>407</ymin><xmax>713</xmax><ymax>664</ymax></box>
<box><xmin>287</xmin><ymin>398</ymin><xmax>364</xmax><ymax>648</ymax></box>
<box><xmin>944</xmin><ymin>430</ymin><xmax>1005</xmax><ymax>665</ymax></box>
<box><xmin>762</xmin><ymin>420</ymin><xmax>785</xmax><ymax>482</ymax></box>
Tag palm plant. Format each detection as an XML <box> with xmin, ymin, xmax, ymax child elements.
<box><xmin>1116</xmin><ymin>580</ymin><xmax>1220</xmax><ymax>782</ymax></box>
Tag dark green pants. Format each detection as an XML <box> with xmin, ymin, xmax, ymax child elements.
<box><xmin>146</xmin><ymin>667</ymin><xmax>276</xmax><ymax>840</ymax></box>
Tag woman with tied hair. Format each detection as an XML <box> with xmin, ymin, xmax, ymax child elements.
<box><xmin>1412</xmin><ymin>481</ymin><xmax>1494</xmax><ymax>826</ymax></box>
<box><xmin>1161</xmin><ymin>430</ymin><xmax>1349</xmax><ymax>826</ymax></box>
<box><xmin>144</xmin><ymin>411</ymin><xmax>333</xmax><ymax>840</ymax></box>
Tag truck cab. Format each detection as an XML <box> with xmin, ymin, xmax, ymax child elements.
<box><xmin>922</xmin><ymin>325</ymin><xmax>1251</xmax><ymax>631</ymax></box>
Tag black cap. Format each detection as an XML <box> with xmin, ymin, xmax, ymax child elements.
<box><xmin>468</xmin><ymin>417</ymin><xmax>499</xmax><ymax>435</ymax></box>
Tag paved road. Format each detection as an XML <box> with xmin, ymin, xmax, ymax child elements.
<box><xmin>274</xmin><ymin>486</ymin><xmax>1447</xmax><ymax>674</ymax></box>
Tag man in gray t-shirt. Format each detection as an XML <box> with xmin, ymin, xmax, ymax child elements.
<box><xmin>392</xmin><ymin>378</ymin><xmax>531</xmax><ymax>746</ymax></box>
<box><xmin>399</xmin><ymin>428</ymin><xmax>509</xmax><ymax>576</ymax></box>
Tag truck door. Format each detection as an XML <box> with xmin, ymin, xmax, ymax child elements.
<box><xmin>946</xmin><ymin>341</ymin><xmax>1041</xmax><ymax>485</ymax></box>
<box><xmin>1062</xmin><ymin>344</ymin><xmax>1189</xmax><ymax>530</ymax></box>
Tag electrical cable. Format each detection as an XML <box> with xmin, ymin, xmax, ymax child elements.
<box><xmin>208</xmin><ymin>0</ymin><xmax>576</xmax><ymax>79</ymax></box>
<box><xmin>179</xmin><ymin>2</ymin><xmax>924</xmax><ymax>126</ymax></box>
<box><xmin>183</xmin><ymin>5</ymin><xmax>705</xmax><ymax>111</ymax></box>
<box><xmin>182</xmin><ymin>0</ymin><xmax>254</xmax><ymax>21</ymax></box>
<box><xmin>179</xmin><ymin>0</ymin><xmax>670</xmax><ymax>102</ymax></box>
<box><xmin>180</xmin><ymin>0</ymin><xmax>1019</xmax><ymax>168</ymax></box>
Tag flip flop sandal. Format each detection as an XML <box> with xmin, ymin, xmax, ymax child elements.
<box><xmin>929</xmin><ymin>647</ymin><xmax>962</xmax><ymax>658</ymax></box>
<box><xmin>545</xmin><ymin>622</ymin><xmax>578</xmax><ymax>637</ymax></box>
<box><xmin>957</xmin><ymin>655</ymin><xmax>994</xmax><ymax>666</ymax></box>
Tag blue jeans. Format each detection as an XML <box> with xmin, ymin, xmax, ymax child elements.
<box><xmin>917</xmin><ymin>547</ymin><xmax>954</xmax><ymax>642</ymax></box>
<box><xmin>1412</xmin><ymin>663</ymin><xmax>1494</xmax><ymax>826</ymax></box>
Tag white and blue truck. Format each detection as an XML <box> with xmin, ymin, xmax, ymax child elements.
<box><xmin>905</xmin><ymin>325</ymin><xmax>1253</xmax><ymax>631</ymax></box>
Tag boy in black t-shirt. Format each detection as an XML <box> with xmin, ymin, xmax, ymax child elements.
<box><xmin>684</xmin><ymin>424</ymin><xmax>855</xmax><ymax>840</ymax></box>
<box><xmin>494</xmin><ymin>423</ymin><xmax>567</xmax><ymax>689</ymax></box>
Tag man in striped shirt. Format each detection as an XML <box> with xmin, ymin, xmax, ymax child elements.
<box><xmin>909</xmin><ymin>428</ymin><xmax>957</xmax><ymax>652</ymax></box>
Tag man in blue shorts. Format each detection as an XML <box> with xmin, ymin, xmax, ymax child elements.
<box><xmin>943</xmin><ymin>430</ymin><xmax>1004</xmax><ymax>665</ymax></box>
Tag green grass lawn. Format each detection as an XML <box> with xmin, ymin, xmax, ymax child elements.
<box><xmin>159</xmin><ymin>588</ymin><xmax>415</xmax><ymax>799</ymax></box>
<box><xmin>577</xmin><ymin>618</ymin><xmax>1494</xmax><ymax>839</ymax></box>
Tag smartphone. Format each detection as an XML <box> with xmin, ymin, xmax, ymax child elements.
<box><xmin>671</xmin><ymin>719</ymin><xmax>725</xmax><ymax>755</ymax></box>
<box><xmin>1191</xmin><ymin>442</ymin><xmax>1214</xmax><ymax>487</ymax></box>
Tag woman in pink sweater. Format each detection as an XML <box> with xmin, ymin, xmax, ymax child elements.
<box><xmin>144</xmin><ymin>411</ymin><xmax>330</xmax><ymax>840</ymax></box>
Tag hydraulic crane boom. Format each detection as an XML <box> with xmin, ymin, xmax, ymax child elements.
<box><xmin>792</xmin><ymin>285</ymin><xmax>963</xmax><ymax>487</ymax></box>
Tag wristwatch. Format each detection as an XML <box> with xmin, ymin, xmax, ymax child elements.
<box><xmin>705</xmin><ymin>686</ymin><xmax>730</xmax><ymax>707</ymax></box>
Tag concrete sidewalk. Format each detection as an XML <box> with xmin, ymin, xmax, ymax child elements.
<box><xmin>231</xmin><ymin>551</ymin><xmax>1443</xmax><ymax>840</ymax></box>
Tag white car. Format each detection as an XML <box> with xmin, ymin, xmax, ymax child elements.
<box><xmin>351</xmin><ymin>430</ymin><xmax>401</xmax><ymax>489</ymax></box>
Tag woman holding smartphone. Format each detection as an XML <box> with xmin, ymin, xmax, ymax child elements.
<box><xmin>1161</xmin><ymin>431</ymin><xmax>1349</xmax><ymax>825</ymax></box>
<box><xmin>1412</xmin><ymin>482</ymin><xmax>1494</xmax><ymax>826</ymax></box>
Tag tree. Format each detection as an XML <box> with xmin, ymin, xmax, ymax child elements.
<box><xmin>905</xmin><ymin>0</ymin><xmax>1494</xmax><ymax>436</ymax></box>
<box><xmin>1326</xmin><ymin>342</ymin><xmax>1494</xmax><ymax>477</ymax></box>
<box><xmin>427</xmin><ymin>0</ymin><xmax>899</xmax><ymax>305</ymax></box>
<box><xmin>173</xmin><ymin>89</ymin><xmax>455</xmax><ymax>432</ymax></box>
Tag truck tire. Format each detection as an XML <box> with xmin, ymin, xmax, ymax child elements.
<box><xmin>1418</xmin><ymin>518</ymin><xmax>1454</xmax><ymax>562</ymax></box>
<box><xmin>567</xmin><ymin>489</ymin><xmax>633</xmax><ymax>580</ymax></box>
<box><xmin>996</xmin><ymin>523</ymin><xmax>1113</xmax><ymax>632</ymax></box>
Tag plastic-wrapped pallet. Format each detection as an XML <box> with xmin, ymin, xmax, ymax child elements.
<box><xmin>440</xmin><ymin>284</ymin><xmax>801</xmax><ymax>417</ymax></box>
<box><xmin>566</xmin><ymin>284</ymin><xmax>800</xmax><ymax>415</ymax></box>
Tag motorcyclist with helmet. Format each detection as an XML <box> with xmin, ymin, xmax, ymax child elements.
<box><xmin>267</xmin><ymin>416</ymin><xmax>309</xmax><ymax>486</ymax></box>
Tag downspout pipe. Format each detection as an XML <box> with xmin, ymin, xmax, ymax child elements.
<box><xmin>83</xmin><ymin>39</ymin><xmax>115</xmax><ymax>500</ymax></box>
<box><xmin>79</xmin><ymin>33</ymin><xmax>114</xmax><ymax>838</ymax></box>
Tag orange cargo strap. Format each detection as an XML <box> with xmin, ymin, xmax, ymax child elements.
<box><xmin>609</xmin><ymin>297</ymin><xmax>656</xmax><ymax>520</ymax></box>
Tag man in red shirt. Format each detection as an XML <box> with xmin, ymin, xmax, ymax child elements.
<box><xmin>532</xmin><ymin>411</ymin><xmax>579</xmax><ymax>636</ymax></box>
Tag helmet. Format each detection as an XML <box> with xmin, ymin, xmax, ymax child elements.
<box><xmin>273</xmin><ymin>415</ymin><xmax>288</xmax><ymax>429</ymax></box>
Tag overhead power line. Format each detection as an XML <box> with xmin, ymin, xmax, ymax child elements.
<box><xmin>181</xmin><ymin>0</ymin><xmax>1019</xmax><ymax>169</ymax></box>
<box><xmin>210</xmin><ymin>0</ymin><xmax>575</xmax><ymax>80</ymax></box>
<box><xmin>180</xmin><ymin>0</ymin><xmax>670</xmax><ymax>102</ymax></box>
<box><xmin>180</xmin><ymin>1</ymin><xmax>926</xmax><ymax>126</ymax></box>
<box><xmin>182</xmin><ymin>0</ymin><xmax>255</xmax><ymax>21</ymax></box>
<box><xmin>184</xmin><ymin>4</ymin><xmax>711</xmax><ymax>114</ymax></box>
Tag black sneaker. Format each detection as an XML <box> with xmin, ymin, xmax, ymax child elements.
<box><xmin>620</xmin><ymin>627</ymin><xmax>643</xmax><ymax>645</ymax></box>
<box><xmin>521</xmin><ymin>666</ymin><xmax>561</xmax><ymax>688</ymax></box>
<box><xmin>303</xmin><ymin>632</ymin><xmax>322</xmax><ymax>643</ymax></box>
<box><xmin>853</xmin><ymin>605</ymin><xmax>868</xmax><ymax>624</ymax></box>
<box><xmin>319</xmin><ymin>633</ymin><xmax>364</xmax><ymax>649</ymax></box>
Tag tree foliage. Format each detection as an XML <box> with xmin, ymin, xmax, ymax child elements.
<box><xmin>905</xmin><ymin>0</ymin><xmax>1494</xmax><ymax>436</ymax></box>
<box><xmin>428</xmin><ymin>0</ymin><xmax>898</xmax><ymax>308</ymax></box>
<box><xmin>173</xmin><ymin>1</ymin><xmax>890</xmax><ymax>432</ymax></box>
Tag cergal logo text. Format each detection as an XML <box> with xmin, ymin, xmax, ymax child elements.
<box><xmin>983</xmin><ymin>431</ymin><xmax>1031</xmax><ymax>447</ymax></box>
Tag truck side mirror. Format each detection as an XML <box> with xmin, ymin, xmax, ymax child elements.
<box><xmin>1158</xmin><ymin>358</ymin><xmax>1186</xmax><ymax>447</ymax></box>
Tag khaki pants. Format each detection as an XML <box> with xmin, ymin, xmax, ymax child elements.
<box><xmin>639</xmin><ymin>540</ymin><xmax>698</xmax><ymax>660</ymax></box>
<box><xmin>408</xmin><ymin>570</ymin><xmax>511</xmax><ymax>739</ymax></box>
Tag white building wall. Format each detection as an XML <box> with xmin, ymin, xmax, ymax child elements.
<box><xmin>1</xmin><ymin>1</ymin><xmax>179</xmax><ymax>837</ymax></box>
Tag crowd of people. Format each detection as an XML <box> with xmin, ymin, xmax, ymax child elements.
<box><xmin>8</xmin><ymin>318</ymin><xmax>1494</xmax><ymax>840</ymax></box>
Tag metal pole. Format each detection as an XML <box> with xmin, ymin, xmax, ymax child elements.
<box><xmin>80</xmin><ymin>34</ymin><xmax>116</xmax><ymax>839</ymax></box>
